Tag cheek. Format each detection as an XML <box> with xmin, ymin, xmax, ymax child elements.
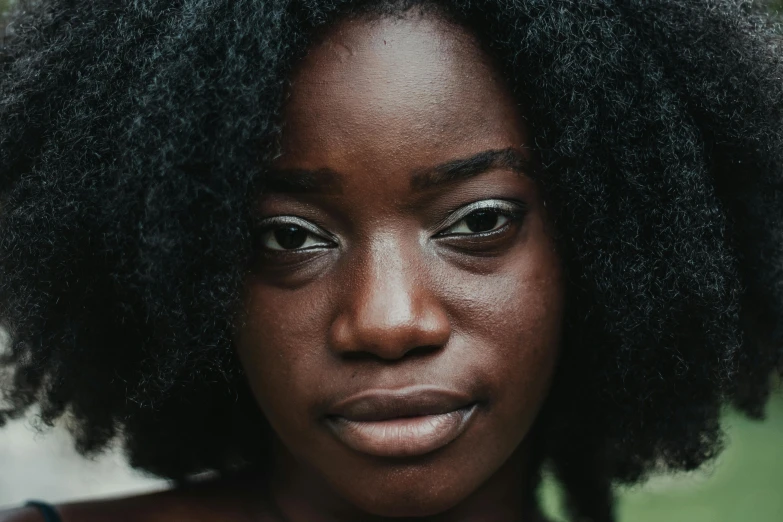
<box><xmin>495</xmin><ymin>273</ymin><xmax>563</xmax><ymax>415</ymax></box>
<box><xmin>234</xmin><ymin>282</ymin><xmax>334</xmax><ymax>431</ymax></box>
<box><xmin>442</xmin><ymin>237</ymin><xmax>564</xmax><ymax>427</ymax></box>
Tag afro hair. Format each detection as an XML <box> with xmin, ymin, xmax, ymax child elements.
<box><xmin>1</xmin><ymin>0</ymin><xmax>783</xmax><ymax>520</ymax></box>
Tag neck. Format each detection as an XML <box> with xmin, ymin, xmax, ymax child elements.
<box><xmin>251</xmin><ymin>438</ymin><xmax>542</xmax><ymax>522</ymax></box>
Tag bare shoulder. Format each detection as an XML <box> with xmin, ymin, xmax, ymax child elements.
<box><xmin>0</xmin><ymin>494</ymin><xmax>167</xmax><ymax>522</ymax></box>
<box><xmin>0</xmin><ymin>473</ymin><xmax>275</xmax><ymax>522</ymax></box>
<box><xmin>0</xmin><ymin>490</ymin><xmax>179</xmax><ymax>522</ymax></box>
<box><xmin>0</xmin><ymin>507</ymin><xmax>45</xmax><ymax>522</ymax></box>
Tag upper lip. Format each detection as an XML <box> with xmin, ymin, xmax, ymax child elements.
<box><xmin>326</xmin><ymin>385</ymin><xmax>475</xmax><ymax>422</ymax></box>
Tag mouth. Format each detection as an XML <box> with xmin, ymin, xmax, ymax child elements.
<box><xmin>323</xmin><ymin>386</ymin><xmax>480</xmax><ymax>458</ymax></box>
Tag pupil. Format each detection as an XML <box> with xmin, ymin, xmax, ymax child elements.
<box><xmin>274</xmin><ymin>226</ymin><xmax>308</xmax><ymax>249</ymax></box>
<box><xmin>465</xmin><ymin>210</ymin><xmax>498</xmax><ymax>233</ymax></box>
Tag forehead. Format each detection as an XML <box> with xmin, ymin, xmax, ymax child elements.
<box><xmin>277</xmin><ymin>12</ymin><xmax>527</xmax><ymax>174</ymax></box>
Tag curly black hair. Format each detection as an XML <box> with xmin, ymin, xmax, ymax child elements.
<box><xmin>1</xmin><ymin>0</ymin><xmax>782</xmax><ymax>520</ymax></box>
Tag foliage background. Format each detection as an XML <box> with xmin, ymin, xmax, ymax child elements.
<box><xmin>541</xmin><ymin>389</ymin><xmax>783</xmax><ymax>521</ymax></box>
<box><xmin>0</xmin><ymin>0</ymin><xmax>781</xmax><ymax>520</ymax></box>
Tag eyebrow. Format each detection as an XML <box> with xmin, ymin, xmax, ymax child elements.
<box><xmin>264</xmin><ymin>148</ymin><xmax>531</xmax><ymax>194</ymax></box>
<box><xmin>410</xmin><ymin>148</ymin><xmax>531</xmax><ymax>190</ymax></box>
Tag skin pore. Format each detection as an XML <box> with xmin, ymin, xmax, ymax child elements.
<box><xmin>234</xmin><ymin>9</ymin><xmax>565</xmax><ymax>522</ymax></box>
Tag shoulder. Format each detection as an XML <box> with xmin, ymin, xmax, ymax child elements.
<box><xmin>0</xmin><ymin>507</ymin><xmax>45</xmax><ymax>522</ymax></box>
<box><xmin>0</xmin><ymin>473</ymin><xmax>275</xmax><ymax>522</ymax></box>
<box><xmin>0</xmin><ymin>492</ymin><xmax>175</xmax><ymax>522</ymax></box>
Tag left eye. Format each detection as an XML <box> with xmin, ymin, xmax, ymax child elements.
<box><xmin>253</xmin><ymin>217</ymin><xmax>334</xmax><ymax>251</ymax></box>
<box><xmin>443</xmin><ymin>209</ymin><xmax>510</xmax><ymax>235</ymax></box>
<box><xmin>438</xmin><ymin>200</ymin><xmax>524</xmax><ymax>237</ymax></box>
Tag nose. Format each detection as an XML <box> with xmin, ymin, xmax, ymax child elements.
<box><xmin>328</xmin><ymin>237</ymin><xmax>451</xmax><ymax>360</ymax></box>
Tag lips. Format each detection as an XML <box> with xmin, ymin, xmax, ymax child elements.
<box><xmin>324</xmin><ymin>385</ymin><xmax>479</xmax><ymax>457</ymax></box>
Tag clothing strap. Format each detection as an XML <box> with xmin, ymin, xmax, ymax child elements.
<box><xmin>25</xmin><ymin>501</ymin><xmax>62</xmax><ymax>522</ymax></box>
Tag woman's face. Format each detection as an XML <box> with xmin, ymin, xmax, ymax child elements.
<box><xmin>235</xmin><ymin>12</ymin><xmax>565</xmax><ymax>518</ymax></box>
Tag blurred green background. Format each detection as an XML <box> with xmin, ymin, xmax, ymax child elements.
<box><xmin>540</xmin><ymin>388</ymin><xmax>783</xmax><ymax>521</ymax></box>
<box><xmin>1</xmin><ymin>0</ymin><xmax>782</xmax><ymax>520</ymax></box>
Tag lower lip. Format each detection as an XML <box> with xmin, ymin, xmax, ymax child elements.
<box><xmin>325</xmin><ymin>403</ymin><xmax>479</xmax><ymax>458</ymax></box>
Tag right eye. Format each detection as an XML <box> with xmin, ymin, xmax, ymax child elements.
<box><xmin>254</xmin><ymin>217</ymin><xmax>334</xmax><ymax>252</ymax></box>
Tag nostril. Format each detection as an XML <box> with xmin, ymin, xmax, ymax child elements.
<box><xmin>412</xmin><ymin>344</ymin><xmax>441</xmax><ymax>357</ymax></box>
<box><xmin>341</xmin><ymin>351</ymin><xmax>377</xmax><ymax>362</ymax></box>
<box><xmin>327</xmin><ymin>273</ymin><xmax>451</xmax><ymax>359</ymax></box>
<box><xmin>340</xmin><ymin>344</ymin><xmax>442</xmax><ymax>362</ymax></box>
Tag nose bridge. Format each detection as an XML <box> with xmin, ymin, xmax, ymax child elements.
<box><xmin>329</xmin><ymin>232</ymin><xmax>450</xmax><ymax>359</ymax></box>
<box><xmin>364</xmin><ymin>235</ymin><xmax>418</xmax><ymax>330</ymax></box>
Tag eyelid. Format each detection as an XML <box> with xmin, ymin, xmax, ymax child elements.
<box><xmin>435</xmin><ymin>199</ymin><xmax>527</xmax><ymax>234</ymax></box>
<box><xmin>255</xmin><ymin>215</ymin><xmax>336</xmax><ymax>242</ymax></box>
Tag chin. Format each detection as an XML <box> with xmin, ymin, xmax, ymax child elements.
<box><xmin>349</xmin><ymin>492</ymin><xmax>463</xmax><ymax>518</ymax></box>
<box><xmin>332</xmin><ymin>467</ymin><xmax>478</xmax><ymax>518</ymax></box>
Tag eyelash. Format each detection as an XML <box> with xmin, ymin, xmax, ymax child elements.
<box><xmin>253</xmin><ymin>199</ymin><xmax>527</xmax><ymax>253</ymax></box>
<box><xmin>434</xmin><ymin>200</ymin><xmax>526</xmax><ymax>238</ymax></box>
<box><xmin>252</xmin><ymin>216</ymin><xmax>336</xmax><ymax>252</ymax></box>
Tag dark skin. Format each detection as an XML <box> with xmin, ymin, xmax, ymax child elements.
<box><xmin>1</xmin><ymin>11</ymin><xmax>563</xmax><ymax>522</ymax></box>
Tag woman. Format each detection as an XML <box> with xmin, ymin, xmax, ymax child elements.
<box><xmin>0</xmin><ymin>0</ymin><xmax>781</xmax><ymax>520</ymax></box>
